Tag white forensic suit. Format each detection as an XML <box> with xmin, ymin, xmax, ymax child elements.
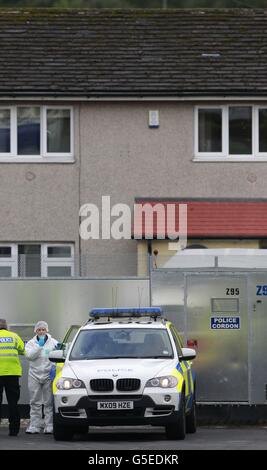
<box><xmin>25</xmin><ymin>334</ymin><xmax>58</xmax><ymax>433</ymax></box>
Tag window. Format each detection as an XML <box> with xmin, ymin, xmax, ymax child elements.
<box><xmin>229</xmin><ymin>106</ymin><xmax>252</xmax><ymax>155</ymax></box>
<box><xmin>198</xmin><ymin>108</ymin><xmax>222</xmax><ymax>153</ymax></box>
<box><xmin>69</xmin><ymin>328</ymin><xmax>174</xmax><ymax>360</ymax></box>
<box><xmin>47</xmin><ymin>266</ymin><xmax>72</xmax><ymax>277</ymax></box>
<box><xmin>17</xmin><ymin>107</ymin><xmax>40</xmax><ymax>155</ymax></box>
<box><xmin>0</xmin><ymin>109</ymin><xmax>11</xmax><ymax>154</ymax></box>
<box><xmin>46</xmin><ymin>109</ymin><xmax>71</xmax><ymax>154</ymax></box>
<box><xmin>0</xmin><ymin>245</ymin><xmax>17</xmax><ymax>277</ymax></box>
<box><xmin>258</xmin><ymin>109</ymin><xmax>267</xmax><ymax>152</ymax></box>
<box><xmin>0</xmin><ymin>243</ymin><xmax>74</xmax><ymax>278</ymax></box>
<box><xmin>0</xmin><ymin>246</ymin><xmax>12</xmax><ymax>257</ymax></box>
<box><xmin>0</xmin><ymin>106</ymin><xmax>73</xmax><ymax>161</ymax></box>
<box><xmin>18</xmin><ymin>245</ymin><xmax>41</xmax><ymax>277</ymax></box>
<box><xmin>0</xmin><ymin>266</ymin><xmax>12</xmax><ymax>277</ymax></box>
<box><xmin>41</xmin><ymin>244</ymin><xmax>74</xmax><ymax>277</ymax></box>
<box><xmin>195</xmin><ymin>105</ymin><xmax>267</xmax><ymax>160</ymax></box>
<box><xmin>47</xmin><ymin>246</ymin><xmax>72</xmax><ymax>258</ymax></box>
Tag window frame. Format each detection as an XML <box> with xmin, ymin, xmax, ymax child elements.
<box><xmin>16</xmin><ymin>106</ymin><xmax>42</xmax><ymax>158</ymax></box>
<box><xmin>18</xmin><ymin>243</ymin><xmax>42</xmax><ymax>278</ymax></box>
<box><xmin>0</xmin><ymin>243</ymin><xmax>74</xmax><ymax>278</ymax></box>
<box><xmin>0</xmin><ymin>244</ymin><xmax>18</xmax><ymax>277</ymax></box>
<box><xmin>41</xmin><ymin>244</ymin><xmax>75</xmax><ymax>278</ymax></box>
<box><xmin>194</xmin><ymin>105</ymin><xmax>226</xmax><ymax>158</ymax></box>
<box><xmin>254</xmin><ymin>105</ymin><xmax>267</xmax><ymax>157</ymax></box>
<box><xmin>43</xmin><ymin>106</ymin><xmax>74</xmax><ymax>158</ymax></box>
<box><xmin>44</xmin><ymin>264</ymin><xmax>74</xmax><ymax>278</ymax></box>
<box><xmin>194</xmin><ymin>104</ymin><xmax>267</xmax><ymax>161</ymax></box>
<box><xmin>0</xmin><ymin>105</ymin><xmax>74</xmax><ymax>162</ymax></box>
<box><xmin>0</xmin><ymin>107</ymin><xmax>15</xmax><ymax>157</ymax></box>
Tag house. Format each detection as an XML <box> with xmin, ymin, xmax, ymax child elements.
<box><xmin>0</xmin><ymin>8</ymin><xmax>267</xmax><ymax>278</ymax></box>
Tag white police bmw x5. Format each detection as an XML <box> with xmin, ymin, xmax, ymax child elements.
<box><xmin>49</xmin><ymin>308</ymin><xmax>196</xmax><ymax>441</ymax></box>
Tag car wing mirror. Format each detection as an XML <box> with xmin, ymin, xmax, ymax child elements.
<box><xmin>179</xmin><ymin>347</ymin><xmax>196</xmax><ymax>361</ymax></box>
<box><xmin>49</xmin><ymin>350</ymin><xmax>65</xmax><ymax>363</ymax></box>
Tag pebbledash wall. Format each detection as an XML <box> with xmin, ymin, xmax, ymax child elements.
<box><xmin>0</xmin><ymin>101</ymin><xmax>80</xmax><ymax>275</ymax></box>
<box><xmin>79</xmin><ymin>101</ymin><xmax>267</xmax><ymax>276</ymax></box>
<box><xmin>2</xmin><ymin>100</ymin><xmax>267</xmax><ymax>277</ymax></box>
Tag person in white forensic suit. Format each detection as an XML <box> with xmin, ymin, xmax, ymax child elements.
<box><xmin>25</xmin><ymin>321</ymin><xmax>59</xmax><ymax>434</ymax></box>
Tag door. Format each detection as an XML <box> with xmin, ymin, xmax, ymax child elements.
<box><xmin>185</xmin><ymin>274</ymin><xmax>248</xmax><ymax>402</ymax></box>
<box><xmin>249</xmin><ymin>274</ymin><xmax>267</xmax><ymax>404</ymax></box>
<box><xmin>52</xmin><ymin>324</ymin><xmax>81</xmax><ymax>390</ymax></box>
<box><xmin>60</xmin><ymin>324</ymin><xmax>81</xmax><ymax>355</ymax></box>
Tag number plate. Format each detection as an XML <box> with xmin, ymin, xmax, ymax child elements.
<box><xmin>97</xmin><ymin>401</ymin><xmax>134</xmax><ymax>410</ymax></box>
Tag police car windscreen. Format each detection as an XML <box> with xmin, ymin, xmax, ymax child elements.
<box><xmin>69</xmin><ymin>328</ymin><xmax>174</xmax><ymax>360</ymax></box>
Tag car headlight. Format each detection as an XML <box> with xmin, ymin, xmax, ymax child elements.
<box><xmin>145</xmin><ymin>375</ymin><xmax>178</xmax><ymax>388</ymax></box>
<box><xmin>56</xmin><ymin>377</ymin><xmax>85</xmax><ymax>390</ymax></box>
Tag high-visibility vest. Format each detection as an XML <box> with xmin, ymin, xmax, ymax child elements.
<box><xmin>0</xmin><ymin>329</ymin><xmax>25</xmax><ymax>376</ymax></box>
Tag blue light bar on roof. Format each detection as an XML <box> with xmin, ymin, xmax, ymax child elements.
<box><xmin>90</xmin><ymin>307</ymin><xmax>162</xmax><ymax>318</ymax></box>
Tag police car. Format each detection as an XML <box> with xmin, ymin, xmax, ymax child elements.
<box><xmin>49</xmin><ymin>308</ymin><xmax>197</xmax><ymax>441</ymax></box>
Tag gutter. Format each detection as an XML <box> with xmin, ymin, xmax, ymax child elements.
<box><xmin>1</xmin><ymin>95</ymin><xmax>267</xmax><ymax>102</ymax></box>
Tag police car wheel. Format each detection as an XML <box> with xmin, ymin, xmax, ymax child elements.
<box><xmin>186</xmin><ymin>393</ymin><xmax>197</xmax><ymax>434</ymax></box>
<box><xmin>165</xmin><ymin>393</ymin><xmax>186</xmax><ymax>440</ymax></box>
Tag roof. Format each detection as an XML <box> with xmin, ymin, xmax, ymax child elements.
<box><xmin>133</xmin><ymin>199</ymin><xmax>267</xmax><ymax>238</ymax></box>
<box><xmin>1</xmin><ymin>8</ymin><xmax>267</xmax><ymax>97</ymax></box>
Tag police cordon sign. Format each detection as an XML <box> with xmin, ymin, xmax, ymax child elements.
<box><xmin>210</xmin><ymin>316</ymin><xmax>240</xmax><ymax>330</ymax></box>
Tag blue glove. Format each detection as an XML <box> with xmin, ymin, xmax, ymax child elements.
<box><xmin>49</xmin><ymin>365</ymin><xmax>56</xmax><ymax>382</ymax></box>
<box><xmin>38</xmin><ymin>336</ymin><xmax>45</xmax><ymax>347</ymax></box>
